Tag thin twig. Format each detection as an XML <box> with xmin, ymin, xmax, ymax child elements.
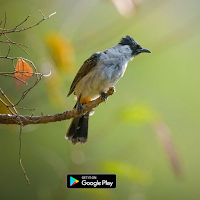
<box><xmin>1</xmin><ymin>11</ymin><xmax>56</xmax><ymax>34</ymax></box>
<box><xmin>19</xmin><ymin>124</ymin><xmax>30</xmax><ymax>184</ymax></box>
<box><xmin>39</xmin><ymin>10</ymin><xmax>45</xmax><ymax>18</ymax></box>
<box><xmin>6</xmin><ymin>41</ymin><xmax>11</xmax><ymax>57</ymax></box>
<box><xmin>0</xmin><ymin>20</ymin><xmax>3</xmax><ymax>27</ymax></box>
<box><xmin>11</xmin><ymin>59</ymin><xmax>15</xmax><ymax>69</ymax></box>
<box><xmin>0</xmin><ymin>56</ymin><xmax>37</xmax><ymax>72</ymax></box>
<box><xmin>13</xmin><ymin>15</ymin><xmax>31</xmax><ymax>31</ymax></box>
<box><xmin>0</xmin><ymin>98</ymin><xmax>15</xmax><ymax>115</ymax></box>
<box><xmin>1</xmin><ymin>73</ymin><xmax>28</xmax><ymax>85</ymax></box>
<box><xmin>14</xmin><ymin>106</ymin><xmax>35</xmax><ymax>111</ymax></box>
<box><xmin>0</xmin><ymin>88</ymin><xmax>30</xmax><ymax>183</ymax></box>
<box><xmin>0</xmin><ymin>71</ymin><xmax>43</xmax><ymax>76</ymax></box>
<box><xmin>0</xmin><ymin>40</ymin><xmax>28</xmax><ymax>48</ymax></box>
<box><xmin>4</xmin><ymin>34</ymin><xmax>29</xmax><ymax>55</ymax></box>
<box><xmin>14</xmin><ymin>73</ymin><xmax>43</xmax><ymax>106</ymax></box>
<box><xmin>1</xmin><ymin>12</ymin><xmax>7</xmax><ymax>36</ymax></box>
<box><xmin>0</xmin><ymin>88</ymin><xmax>17</xmax><ymax>115</ymax></box>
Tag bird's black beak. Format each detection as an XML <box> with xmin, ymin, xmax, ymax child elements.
<box><xmin>139</xmin><ymin>48</ymin><xmax>151</xmax><ymax>53</ymax></box>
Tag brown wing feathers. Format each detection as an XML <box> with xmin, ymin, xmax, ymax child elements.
<box><xmin>67</xmin><ymin>53</ymin><xmax>100</xmax><ymax>97</ymax></box>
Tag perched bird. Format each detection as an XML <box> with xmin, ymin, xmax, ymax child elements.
<box><xmin>66</xmin><ymin>35</ymin><xmax>151</xmax><ymax>144</ymax></box>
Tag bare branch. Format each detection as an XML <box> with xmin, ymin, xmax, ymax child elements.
<box><xmin>0</xmin><ymin>88</ymin><xmax>30</xmax><ymax>183</ymax></box>
<box><xmin>0</xmin><ymin>98</ymin><xmax>15</xmax><ymax>115</ymax></box>
<box><xmin>11</xmin><ymin>59</ymin><xmax>15</xmax><ymax>69</ymax></box>
<box><xmin>6</xmin><ymin>41</ymin><xmax>11</xmax><ymax>57</ymax></box>
<box><xmin>0</xmin><ymin>87</ymin><xmax>114</xmax><ymax>184</ymax></box>
<box><xmin>0</xmin><ymin>10</ymin><xmax>56</xmax><ymax>58</ymax></box>
<box><xmin>13</xmin><ymin>15</ymin><xmax>31</xmax><ymax>31</ymax></box>
<box><xmin>0</xmin><ymin>20</ymin><xmax>3</xmax><ymax>27</ymax></box>
<box><xmin>14</xmin><ymin>73</ymin><xmax>43</xmax><ymax>106</ymax></box>
<box><xmin>0</xmin><ymin>88</ymin><xmax>18</xmax><ymax>115</ymax></box>
<box><xmin>0</xmin><ymin>40</ymin><xmax>28</xmax><ymax>48</ymax></box>
<box><xmin>1</xmin><ymin>12</ymin><xmax>7</xmax><ymax>36</ymax></box>
<box><xmin>14</xmin><ymin>107</ymin><xmax>35</xmax><ymax>111</ymax></box>
<box><xmin>0</xmin><ymin>10</ymin><xmax>56</xmax><ymax>185</ymax></box>
<box><xmin>4</xmin><ymin>33</ymin><xmax>29</xmax><ymax>55</ymax></box>
<box><xmin>1</xmin><ymin>73</ymin><xmax>28</xmax><ymax>85</ymax></box>
<box><xmin>19</xmin><ymin>124</ymin><xmax>30</xmax><ymax>185</ymax></box>
<box><xmin>0</xmin><ymin>71</ymin><xmax>43</xmax><ymax>76</ymax></box>
<box><xmin>39</xmin><ymin>10</ymin><xmax>45</xmax><ymax>18</ymax></box>
<box><xmin>0</xmin><ymin>11</ymin><xmax>56</xmax><ymax>34</ymax></box>
<box><xmin>0</xmin><ymin>87</ymin><xmax>115</xmax><ymax>125</ymax></box>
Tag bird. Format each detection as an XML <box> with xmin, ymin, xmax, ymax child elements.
<box><xmin>66</xmin><ymin>35</ymin><xmax>151</xmax><ymax>145</ymax></box>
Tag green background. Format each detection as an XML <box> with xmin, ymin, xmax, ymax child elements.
<box><xmin>0</xmin><ymin>0</ymin><xmax>200</xmax><ymax>199</ymax></box>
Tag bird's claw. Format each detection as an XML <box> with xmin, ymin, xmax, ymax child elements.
<box><xmin>100</xmin><ymin>92</ymin><xmax>107</xmax><ymax>103</ymax></box>
<box><xmin>76</xmin><ymin>101</ymin><xmax>84</xmax><ymax>114</ymax></box>
<box><xmin>108</xmin><ymin>86</ymin><xmax>116</xmax><ymax>95</ymax></box>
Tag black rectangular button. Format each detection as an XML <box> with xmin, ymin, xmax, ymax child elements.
<box><xmin>67</xmin><ymin>174</ymin><xmax>116</xmax><ymax>189</ymax></box>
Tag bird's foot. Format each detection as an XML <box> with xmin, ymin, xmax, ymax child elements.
<box><xmin>76</xmin><ymin>101</ymin><xmax>84</xmax><ymax>114</ymax></box>
<box><xmin>100</xmin><ymin>92</ymin><xmax>107</xmax><ymax>103</ymax></box>
<box><xmin>108</xmin><ymin>86</ymin><xmax>116</xmax><ymax>95</ymax></box>
<box><xmin>76</xmin><ymin>94</ymin><xmax>84</xmax><ymax>114</ymax></box>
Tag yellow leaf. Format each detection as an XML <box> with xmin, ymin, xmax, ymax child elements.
<box><xmin>46</xmin><ymin>32</ymin><xmax>75</xmax><ymax>72</ymax></box>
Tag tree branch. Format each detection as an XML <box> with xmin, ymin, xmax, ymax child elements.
<box><xmin>0</xmin><ymin>10</ymin><xmax>56</xmax><ymax>34</ymax></box>
<box><xmin>0</xmin><ymin>10</ymin><xmax>56</xmax><ymax>185</ymax></box>
<box><xmin>0</xmin><ymin>87</ymin><xmax>115</xmax><ymax>126</ymax></box>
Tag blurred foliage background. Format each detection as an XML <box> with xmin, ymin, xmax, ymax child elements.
<box><xmin>0</xmin><ymin>0</ymin><xmax>200</xmax><ymax>199</ymax></box>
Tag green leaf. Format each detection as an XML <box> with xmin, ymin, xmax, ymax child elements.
<box><xmin>120</xmin><ymin>103</ymin><xmax>158</xmax><ymax>125</ymax></box>
<box><xmin>101</xmin><ymin>160</ymin><xmax>151</xmax><ymax>184</ymax></box>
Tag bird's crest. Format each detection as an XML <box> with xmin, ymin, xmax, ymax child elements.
<box><xmin>119</xmin><ymin>35</ymin><xmax>136</xmax><ymax>46</ymax></box>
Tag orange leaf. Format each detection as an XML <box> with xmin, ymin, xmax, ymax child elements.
<box><xmin>13</xmin><ymin>59</ymin><xmax>33</xmax><ymax>88</ymax></box>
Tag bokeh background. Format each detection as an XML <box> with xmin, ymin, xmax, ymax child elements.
<box><xmin>0</xmin><ymin>0</ymin><xmax>200</xmax><ymax>199</ymax></box>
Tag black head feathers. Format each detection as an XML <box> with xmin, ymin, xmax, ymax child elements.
<box><xmin>119</xmin><ymin>35</ymin><xmax>151</xmax><ymax>55</ymax></box>
<box><xmin>119</xmin><ymin>35</ymin><xmax>137</xmax><ymax>46</ymax></box>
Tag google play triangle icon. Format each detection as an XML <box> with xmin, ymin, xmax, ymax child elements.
<box><xmin>70</xmin><ymin>176</ymin><xmax>79</xmax><ymax>186</ymax></box>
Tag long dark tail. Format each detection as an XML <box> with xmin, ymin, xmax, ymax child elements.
<box><xmin>66</xmin><ymin>112</ymin><xmax>89</xmax><ymax>145</ymax></box>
